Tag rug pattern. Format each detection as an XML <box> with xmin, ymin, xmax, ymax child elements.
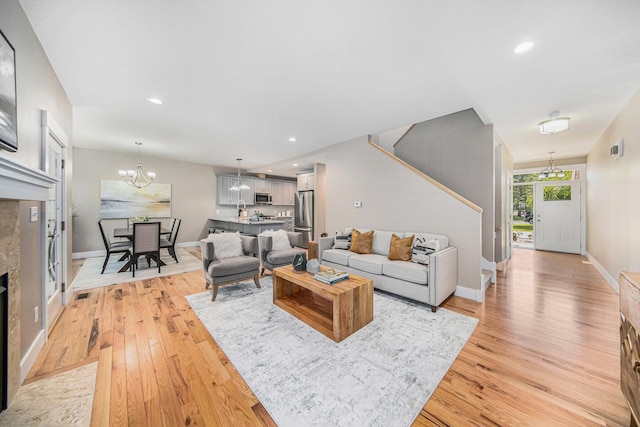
<box><xmin>187</xmin><ymin>277</ymin><xmax>477</xmax><ymax>427</ymax></box>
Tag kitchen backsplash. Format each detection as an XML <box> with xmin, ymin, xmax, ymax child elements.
<box><xmin>216</xmin><ymin>205</ymin><xmax>294</xmax><ymax>218</ymax></box>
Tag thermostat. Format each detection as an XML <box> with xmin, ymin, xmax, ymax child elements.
<box><xmin>354</xmin><ymin>201</ymin><xmax>362</xmax><ymax>208</ymax></box>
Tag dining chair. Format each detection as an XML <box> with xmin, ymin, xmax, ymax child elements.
<box><xmin>131</xmin><ymin>221</ymin><xmax>161</xmax><ymax>277</ymax></box>
<box><xmin>161</xmin><ymin>218</ymin><xmax>181</xmax><ymax>263</ymax></box>
<box><xmin>98</xmin><ymin>220</ymin><xmax>132</xmax><ymax>274</ymax></box>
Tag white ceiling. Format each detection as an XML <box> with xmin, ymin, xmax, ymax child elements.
<box><xmin>19</xmin><ymin>0</ymin><xmax>640</xmax><ymax>175</ymax></box>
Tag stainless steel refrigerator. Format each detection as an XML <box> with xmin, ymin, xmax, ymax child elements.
<box><xmin>294</xmin><ymin>190</ymin><xmax>314</xmax><ymax>248</ymax></box>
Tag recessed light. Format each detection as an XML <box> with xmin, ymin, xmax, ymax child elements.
<box><xmin>513</xmin><ymin>41</ymin><xmax>534</xmax><ymax>54</ymax></box>
<box><xmin>289</xmin><ymin>137</ymin><xmax>296</xmax><ymax>142</ymax></box>
<box><xmin>293</xmin><ymin>163</ymin><xmax>298</xmax><ymax>167</ymax></box>
<box><xmin>267</xmin><ymin>169</ymin><xmax>273</xmax><ymax>172</ymax></box>
<box><xmin>147</xmin><ymin>97</ymin><xmax>163</xmax><ymax>105</ymax></box>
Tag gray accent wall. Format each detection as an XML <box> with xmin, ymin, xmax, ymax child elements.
<box><xmin>587</xmin><ymin>87</ymin><xmax>640</xmax><ymax>287</ymax></box>
<box><xmin>324</xmin><ymin>136</ymin><xmax>482</xmax><ymax>292</ymax></box>
<box><xmin>394</xmin><ymin>109</ymin><xmax>496</xmax><ymax>261</ymax></box>
<box><xmin>72</xmin><ymin>148</ymin><xmax>217</xmax><ymax>254</ymax></box>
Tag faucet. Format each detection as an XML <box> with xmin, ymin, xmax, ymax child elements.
<box><xmin>236</xmin><ymin>199</ymin><xmax>246</xmax><ymax>220</ymax></box>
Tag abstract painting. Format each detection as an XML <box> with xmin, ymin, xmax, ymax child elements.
<box><xmin>100</xmin><ymin>180</ymin><xmax>171</xmax><ymax>219</ymax></box>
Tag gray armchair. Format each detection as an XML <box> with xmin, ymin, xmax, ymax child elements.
<box><xmin>201</xmin><ymin>234</ymin><xmax>261</xmax><ymax>301</ymax></box>
<box><xmin>258</xmin><ymin>231</ymin><xmax>306</xmax><ymax>275</ymax></box>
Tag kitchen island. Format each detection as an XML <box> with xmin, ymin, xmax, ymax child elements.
<box><xmin>208</xmin><ymin>218</ymin><xmax>284</xmax><ymax>236</ymax></box>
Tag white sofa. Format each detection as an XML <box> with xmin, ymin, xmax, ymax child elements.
<box><xmin>318</xmin><ymin>229</ymin><xmax>458</xmax><ymax>312</ymax></box>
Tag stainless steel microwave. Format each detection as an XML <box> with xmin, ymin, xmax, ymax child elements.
<box><xmin>255</xmin><ymin>192</ymin><xmax>272</xmax><ymax>205</ymax></box>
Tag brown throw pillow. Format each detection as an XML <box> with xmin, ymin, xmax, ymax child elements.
<box><xmin>388</xmin><ymin>234</ymin><xmax>415</xmax><ymax>261</ymax></box>
<box><xmin>349</xmin><ymin>229</ymin><xmax>374</xmax><ymax>254</ymax></box>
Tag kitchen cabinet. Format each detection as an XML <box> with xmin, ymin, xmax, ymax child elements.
<box><xmin>254</xmin><ymin>179</ymin><xmax>272</xmax><ymax>194</ymax></box>
<box><xmin>271</xmin><ymin>181</ymin><xmax>283</xmax><ymax>205</ymax></box>
<box><xmin>284</xmin><ymin>182</ymin><xmax>297</xmax><ymax>205</ymax></box>
<box><xmin>217</xmin><ymin>175</ymin><xmax>254</xmax><ymax>206</ymax></box>
<box><xmin>297</xmin><ymin>172</ymin><xmax>314</xmax><ymax>191</ymax></box>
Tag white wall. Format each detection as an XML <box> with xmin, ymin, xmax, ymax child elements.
<box><xmin>72</xmin><ymin>148</ymin><xmax>217</xmax><ymax>254</ymax></box>
<box><xmin>587</xmin><ymin>88</ymin><xmax>640</xmax><ymax>290</ymax></box>
<box><xmin>324</xmin><ymin>136</ymin><xmax>482</xmax><ymax>293</ymax></box>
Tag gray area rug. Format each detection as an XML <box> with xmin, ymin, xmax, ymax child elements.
<box><xmin>72</xmin><ymin>247</ymin><xmax>201</xmax><ymax>290</ymax></box>
<box><xmin>186</xmin><ymin>277</ymin><xmax>477</xmax><ymax>427</ymax></box>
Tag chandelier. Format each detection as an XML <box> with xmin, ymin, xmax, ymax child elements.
<box><xmin>229</xmin><ymin>158</ymin><xmax>250</xmax><ymax>191</ymax></box>
<box><xmin>538</xmin><ymin>152</ymin><xmax>566</xmax><ymax>179</ymax></box>
<box><xmin>118</xmin><ymin>142</ymin><xmax>156</xmax><ymax>188</ymax></box>
<box><xmin>538</xmin><ymin>111</ymin><xmax>570</xmax><ymax>135</ymax></box>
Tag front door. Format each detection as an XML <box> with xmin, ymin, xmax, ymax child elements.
<box><xmin>534</xmin><ymin>182</ymin><xmax>581</xmax><ymax>254</ymax></box>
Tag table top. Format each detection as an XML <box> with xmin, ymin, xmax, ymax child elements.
<box><xmin>273</xmin><ymin>265</ymin><xmax>372</xmax><ymax>296</ymax></box>
<box><xmin>113</xmin><ymin>226</ymin><xmax>171</xmax><ymax>238</ymax></box>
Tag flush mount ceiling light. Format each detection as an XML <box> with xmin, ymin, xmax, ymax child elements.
<box><xmin>289</xmin><ymin>137</ymin><xmax>296</xmax><ymax>142</ymax></box>
<box><xmin>118</xmin><ymin>142</ymin><xmax>156</xmax><ymax>188</ymax></box>
<box><xmin>538</xmin><ymin>111</ymin><xmax>570</xmax><ymax>135</ymax></box>
<box><xmin>514</xmin><ymin>41</ymin><xmax>534</xmax><ymax>54</ymax></box>
<box><xmin>146</xmin><ymin>97</ymin><xmax>163</xmax><ymax>105</ymax></box>
<box><xmin>229</xmin><ymin>158</ymin><xmax>250</xmax><ymax>191</ymax></box>
<box><xmin>538</xmin><ymin>151</ymin><xmax>566</xmax><ymax>179</ymax></box>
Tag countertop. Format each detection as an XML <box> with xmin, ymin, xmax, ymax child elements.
<box><xmin>212</xmin><ymin>218</ymin><xmax>285</xmax><ymax>225</ymax></box>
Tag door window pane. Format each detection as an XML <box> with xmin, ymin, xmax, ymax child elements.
<box><xmin>543</xmin><ymin>185</ymin><xmax>571</xmax><ymax>201</ymax></box>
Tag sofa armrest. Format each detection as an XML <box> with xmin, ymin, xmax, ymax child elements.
<box><xmin>428</xmin><ymin>246</ymin><xmax>458</xmax><ymax>307</ymax></box>
<box><xmin>287</xmin><ymin>232</ymin><xmax>302</xmax><ymax>248</ymax></box>
<box><xmin>240</xmin><ymin>235</ymin><xmax>258</xmax><ymax>256</ymax></box>
<box><xmin>200</xmin><ymin>240</ymin><xmax>215</xmax><ymax>270</ymax></box>
<box><xmin>258</xmin><ymin>235</ymin><xmax>273</xmax><ymax>263</ymax></box>
<box><xmin>318</xmin><ymin>236</ymin><xmax>335</xmax><ymax>262</ymax></box>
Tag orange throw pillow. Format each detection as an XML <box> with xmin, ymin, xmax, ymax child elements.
<box><xmin>388</xmin><ymin>234</ymin><xmax>414</xmax><ymax>261</ymax></box>
<box><xmin>349</xmin><ymin>229</ymin><xmax>374</xmax><ymax>254</ymax></box>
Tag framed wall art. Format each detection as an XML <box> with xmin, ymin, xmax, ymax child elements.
<box><xmin>0</xmin><ymin>29</ymin><xmax>17</xmax><ymax>152</ymax></box>
<box><xmin>100</xmin><ymin>179</ymin><xmax>171</xmax><ymax>219</ymax></box>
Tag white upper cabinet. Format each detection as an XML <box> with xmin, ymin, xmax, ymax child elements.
<box><xmin>297</xmin><ymin>172</ymin><xmax>314</xmax><ymax>191</ymax></box>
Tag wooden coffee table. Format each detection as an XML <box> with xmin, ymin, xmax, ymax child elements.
<box><xmin>273</xmin><ymin>265</ymin><xmax>373</xmax><ymax>342</ymax></box>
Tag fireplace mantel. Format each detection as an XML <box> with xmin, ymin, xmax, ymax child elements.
<box><xmin>0</xmin><ymin>156</ymin><xmax>56</xmax><ymax>201</ymax></box>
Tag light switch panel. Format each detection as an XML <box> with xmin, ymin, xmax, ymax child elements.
<box><xmin>30</xmin><ymin>206</ymin><xmax>38</xmax><ymax>222</ymax></box>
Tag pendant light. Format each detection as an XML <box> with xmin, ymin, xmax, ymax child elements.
<box><xmin>230</xmin><ymin>158</ymin><xmax>250</xmax><ymax>191</ymax></box>
<box><xmin>538</xmin><ymin>152</ymin><xmax>566</xmax><ymax>179</ymax></box>
<box><xmin>118</xmin><ymin>142</ymin><xmax>156</xmax><ymax>188</ymax></box>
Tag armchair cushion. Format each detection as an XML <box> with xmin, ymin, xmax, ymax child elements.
<box><xmin>266</xmin><ymin>248</ymin><xmax>305</xmax><ymax>265</ymax></box>
<box><xmin>206</xmin><ymin>232</ymin><xmax>243</xmax><ymax>259</ymax></box>
<box><xmin>260</xmin><ymin>229</ymin><xmax>291</xmax><ymax>251</ymax></box>
<box><xmin>208</xmin><ymin>255</ymin><xmax>261</xmax><ymax>278</ymax></box>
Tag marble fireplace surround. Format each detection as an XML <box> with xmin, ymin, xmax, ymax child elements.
<box><xmin>0</xmin><ymin>155</ymin><xmax>56</xmax><ymax>407</ymax></box>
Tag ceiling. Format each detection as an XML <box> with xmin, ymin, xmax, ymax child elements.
<box><xmin>19</xmin><ymin>0</ymin><xmax>640</xmax><ymax>176</ymax></box>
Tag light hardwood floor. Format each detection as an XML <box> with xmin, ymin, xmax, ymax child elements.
<box><xmin>27</xmin><ymin>248</ymin><xmax>631</xmax><ymax>426</ymax></box>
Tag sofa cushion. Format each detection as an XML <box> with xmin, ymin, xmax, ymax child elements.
<box><xmin>332</xmin><ymin>233</ymin><xmax>351</xmax><ymax>250</ymax></box>
<box><xmin>372</xmin><ymin>230</ymin><xmax>404</xmax><ymax>256</ymax></box>
<box><xmin>266</xmin><ymin>247</ymin><xmax>305</xmax><ymax>265</ymax></box>
<box><xmin>406</xmin><ymin>232</ymin><xmax>449</xmax><ymax>251</ymax></box>
<box><xmin>350</xmin><ymin>229</ymin><xmax>374</xmax><ymax>254</ymax></box>
<box><xmin>322</xmin><ymin>249</ymin><xmax>353</xmax><ymax>266</ymax></box>
<box><xmin>349</xmin><ymin>254</ymin><xmax>387</xmax><ymax>275</ymax></box>
<box><xmin>388</xmin><ymin>234</ymin><xmax>414</xmax><ymax>261</ymax></box>
<box><xmin>383</xmin><ymin>261</ymin><xmax>429</xmax><ymax>285</ymax></box>
<box><xmin>208</xmin><ymin>255</ymin><xmax>260</xmax><ymax>278</ymax></box>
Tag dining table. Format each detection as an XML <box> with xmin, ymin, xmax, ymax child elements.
<box><xmin>113</xmin><ymin>226</ymin><xmax>172</xmax><ymax>273</ymax></box>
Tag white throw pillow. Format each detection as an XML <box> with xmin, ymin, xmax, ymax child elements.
<box><xmin>261</xmin><ymin>229</ymin><xmax>291</xmax><ymax>251</ymax></box>
<box><xmin>207</xmin><ymin>232</ymin><xmax>243</xmax><ymax>259</ymax></box>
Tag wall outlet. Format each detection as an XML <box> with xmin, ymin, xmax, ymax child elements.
<box><xmin>34</xmin><ymin>306</ymin><xmax>39</xmax><ymax>323</ymax></box>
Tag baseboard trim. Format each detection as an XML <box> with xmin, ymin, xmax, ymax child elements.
<box><xmin>72</xmin><ymin>241</ymin><xmax>199</xmax><ymax>259</ymax></box>
<box><xmin>455</xmin><ymin>285</ymin><xmax>484</xmax><ymax>303</ymax></box>
<box><xmin>21</xmin><ymin>329</ymin><xmax>45</xmax><ymax>384</ymax></box>
<box><xmin>585</xmin><ymin>251</ymin><xmax>619</xmax><ymax>294</ymax></box>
